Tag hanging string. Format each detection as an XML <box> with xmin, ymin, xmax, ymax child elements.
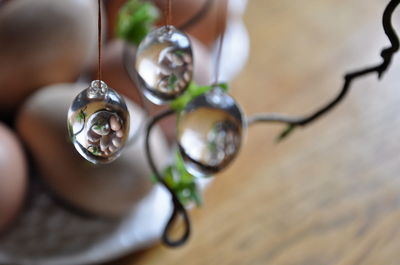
<box><xmin>214</xmin><ymin>32</ymin><xmax>225</xmax><ymax>85</ymax></box>
<box><xmin>97</xmin><ymin>0</ymin><xmax>102</xmax><ymax>81</ymax></box>
<box><xmin>164</xmin><ymin>0</ymin><xmax>172</xmax><ymax>26</ymax></box>
<box><xmin>213</xmin><ymin>0</ymin><xmax>225</xmax><ymax>85</ymax></box>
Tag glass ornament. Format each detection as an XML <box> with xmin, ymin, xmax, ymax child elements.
<box><xmin>136</xmin><ymin>25</ymin><xmax>193</xmax><ymax>104</ymax></box>
<box><xmin>67</xmin><ymin>80</ymin><xmax>130</xmax><ymax>164</ymax></box>
<box><xmin>177</xmin><ymin>87</ymin><xmax>244</xmax><ymax>177</ymax></box>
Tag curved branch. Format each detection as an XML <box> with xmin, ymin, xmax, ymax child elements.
<box><xmin>145</xmin><ymin>109</ymin><xmax>191</xmax><ymax>247</ymax></box>
<box><xmin>247</xmin><ymin>0</ymin><xmax>400</xmax><ymax>139</ymax></box>
<box><xmin>124</xmin><ymin>1</ymin><xmax>215</xmax><ymax>246</ymax></box>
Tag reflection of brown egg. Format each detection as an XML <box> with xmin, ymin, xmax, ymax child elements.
<box><xmin>97</xmin><ymin>36</ymin><xmax>211</xmax><ymax>141</ymax></box>
<box><xmin>0</xmin><ymin>0</ymin><xmax>97</xmax><ymax>118</ymax></box>
<box><xmin>0</xmin><ymin>123</ymin><xmax>27</xmax><ymax>232</ymax></box>
<box><xmin>105</xmin><ymin>0</ymin><xmax>227</xmax><ymax>48</ymax></box>
<box><xmin>17</xmin><ymin>83</ymin><xmax>170</xmax><ymax>217</ymax></box>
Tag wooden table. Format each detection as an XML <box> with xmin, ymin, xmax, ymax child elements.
<box><xmin>108</xmin><ymin>0</ymin><xmax>400</xmax><ymax>264</ymax></box>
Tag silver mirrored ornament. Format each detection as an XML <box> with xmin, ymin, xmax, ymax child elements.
<box><xmin>177</xmin><ymin>87</ymin><xmax>244</xmax><ymax>177</ymax></box>
<box><xmin>136</xmin><ymin>25</ymin><xmax>193</xmax><ymax>104</ymax></box>
<box><xmin>67</xmin><ymin>80</ymin><xmax>130</xmax><ymax>164</ymax></box>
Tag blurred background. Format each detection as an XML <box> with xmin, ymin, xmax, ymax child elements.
<box><xmin>1</xmin><ymin>0</ymin><xmax>400</xmax><ymax>264</ymax></box>
<box><xmin>110</xmin><ymin>0</ymin><xmax>400</xmax><ymax>264</ymax></box>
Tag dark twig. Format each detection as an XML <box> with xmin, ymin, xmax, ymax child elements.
<box><xmin>141</xmin><ymin>0</ymin><xmax>400</xmax><ymax>247</ymax></box>
<box><xmin>145</xmin><ymin>109</ymin><xmax>191</xmax><ymax>247</ymax></box>
<box><xmin>123</xmin><ymin>0</ymin><xmax>214</xmax><ymax>244</ymax></box>
<box><xmin>247</xmin><ymin>0</ymin><xmax>400</xmax><ymax>140</ymax></box>
<box><xmin>138</xmin><ymin>0</ymin><xmax>215</xmax><ymax>247</ymax></box>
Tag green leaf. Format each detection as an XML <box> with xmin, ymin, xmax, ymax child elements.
<box><xmin>150</xmin><ymin>173</ymin><xmax>158</xmax><ymax>183</ymax></box>
<box><xmin>93</xmin><ymin>124</ymin><xmax>102</xmax><ymax>131</ymax></box>
<box><xmin>190</xmin><ymin>186</ymin><xmax>203</xmax><ymax>206</ymax></box>
<box><xmin>88</xmin><ymin>145</ymin><xmax>100</xmax><ymax>155</ymax></box>
<box><xmin>163</xmin><ymin>166</ymin><xmax>176</xmax><ymax>188</ymax></box>
<box><xmin>175</xmin><ymin>151</ymin><xmax>187</xmax><ymax>175</ymax></box>
<box><xmin>116</xmin><ymin>0</ymin><xmax>160</xmax><ymax>45</ymax></box>
<box><xmin>168</xmin><ymin>73</ymin><xmax>178</xmax><ymax>89</ymax></box>
<box><xmin>77</xmin><ymin>109</ymin><xmax>86</xmax><ymax>123</ymax></box>
<box><xmin>151</xmin><ymin>150</ymin><xmax>211</xmax><ymax>207</ymax></box>
<box><xmin>276</xmin><ymin>125</ymin><xmax>296</xmax><ymax>142</ymax></box>
<box><xmin>217</xmin><ymin>83</ymin><xmax>229</xmax><ymax>92</ymax></box>
<box><xmin>170</xmin><ymin>82</ymin><xmax>230</xmax><ymax>112</ymax></box>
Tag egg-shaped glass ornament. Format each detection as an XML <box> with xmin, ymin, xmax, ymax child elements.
<box><xmin>136</xmin><ymin>25</ymin><xmax>193</xmax><ymax>104</ymax></box>
<box><xmin>177</xmin><ymin>87</ymin><xmax>244</xmax><ymax>177</ymax></box>
<box><xmin>67</xmin><ymin>80</ymin><xmax>130</xmax><ymax>164</ymax></box>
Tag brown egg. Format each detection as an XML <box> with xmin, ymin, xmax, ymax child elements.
<box><xmin>97</xmin><ymin>36</ymin><xmax>211</xmax><ymax>141</ymax></box>
<box><xmin>0</xmin><ymin>0</ymin><xmax>97</xmax><ymax>118</ymax></box>
<box><xmin>0</xmin><ymin>122</ymin><xmax>27</xmax><ymax>232</ymax></box>
<box><xmin>17</xmin><ymin>83</ymin><xmax>170</xmax><ymax>217</ymax></box>
<box><xmin>105</xmin><ymin>0</ymin><xmax>227</xmax><ymax>48</ymax></box>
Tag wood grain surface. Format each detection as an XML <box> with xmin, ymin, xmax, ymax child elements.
<box><xmin>108</xmin><ymin>0</ymin><xmax>400</xmax><ymax>264</ymax></box>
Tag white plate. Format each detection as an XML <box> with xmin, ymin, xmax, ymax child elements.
<box><xmin>0</xmin><ymin>183</ymin><xmax>172</xmax><ymax>265</ymax></box>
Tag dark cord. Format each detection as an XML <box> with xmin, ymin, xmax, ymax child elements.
<box><xmin>138</xmin><ymin>0</ymin><xmax>215</xmax><ymax>247</ymax></box>
<box><xmin>145</xmin><ymin>109</ymin><xmax>191</xmax><ymax>247</ymax></box>
<box><xmin>121</xmin><ymin>0</ymin><xmax>215</xmax><ymax>243</ymax></box>
<box><xmin>247</xmin><ymin>0</ymin><xmax>400</xmax><ymax>135</ymax></box>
